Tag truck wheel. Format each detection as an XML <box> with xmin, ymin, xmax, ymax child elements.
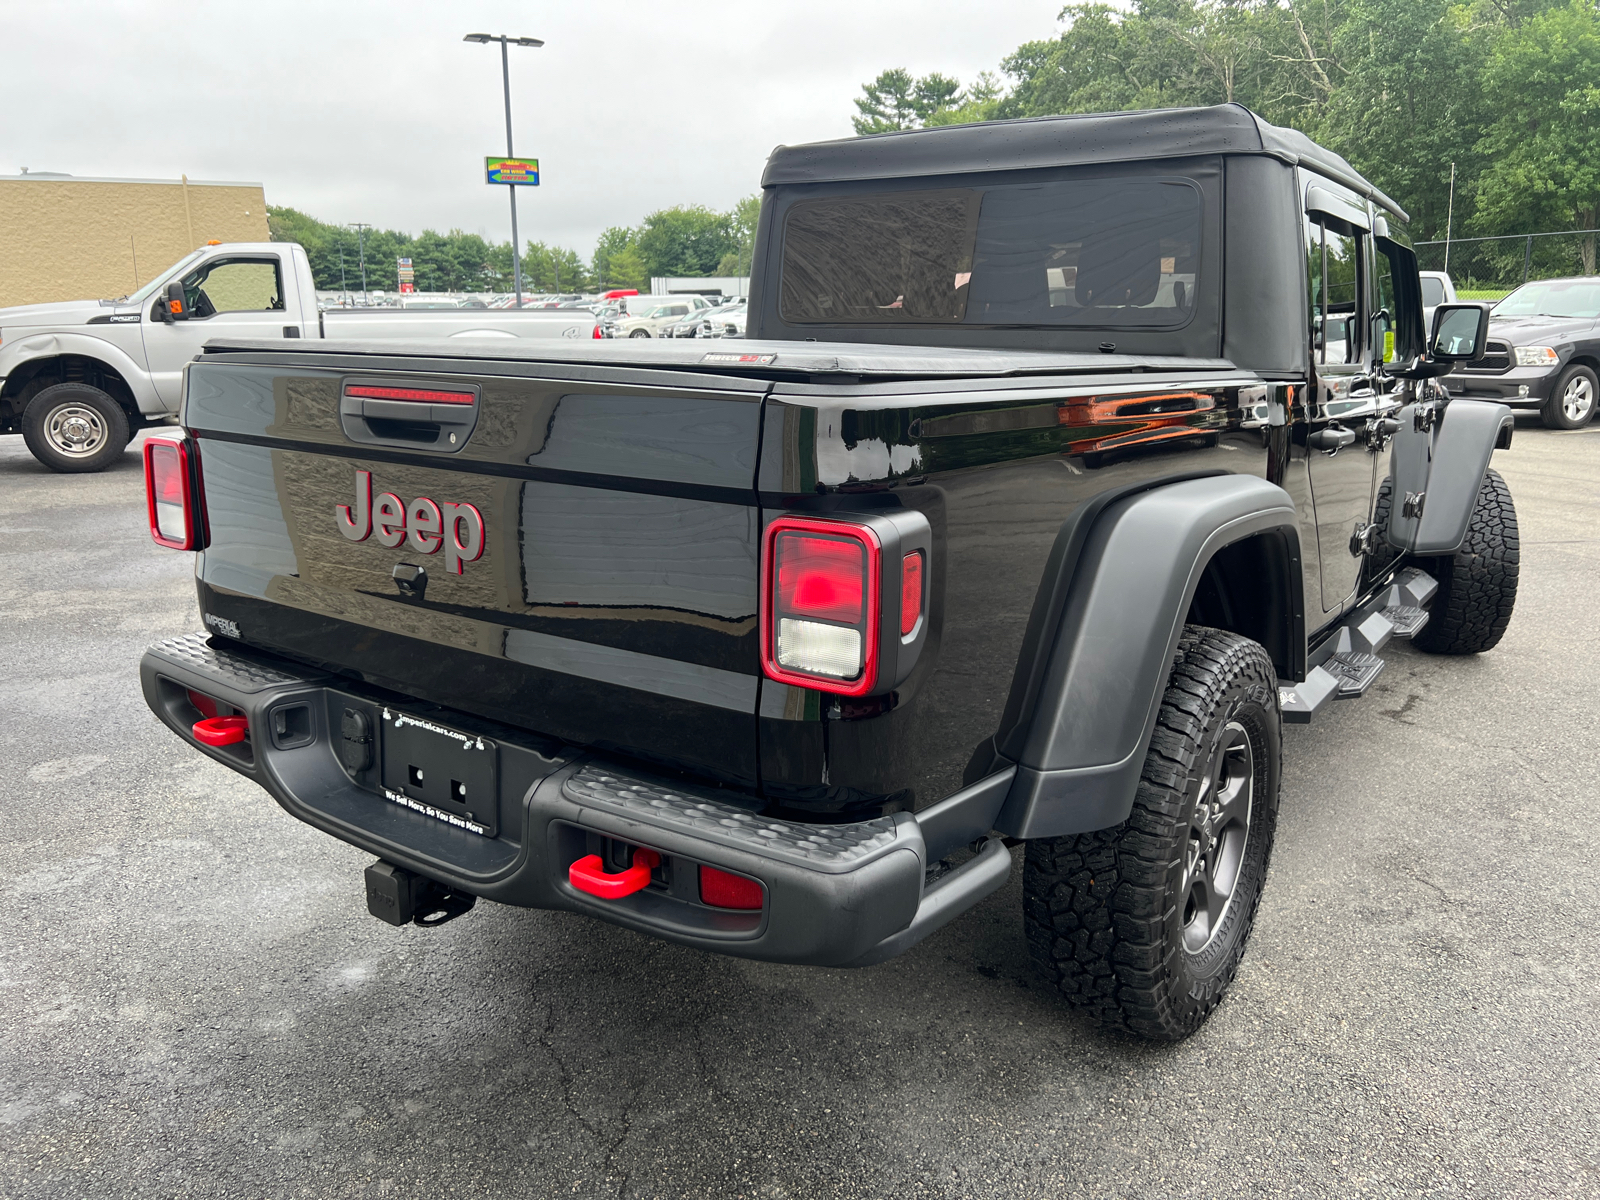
<box><xmin>1412</xmin><ymin>469</ymin><xmax>1519</xmax><ymax>655</ymax></box>
<box><xmin>1023</xmin><ymin>627</ymin><xmax>1281</xmax><ymax>1041</ymax></box>
<box><xmin>1540</xmin><ymin>364</ymin><xmax>1597</xmax><ymax>429</ymax></box>
<box><xmin>22</xmin><ymin>383</ymin><xmax>131</xmax><ymax>473</ymax></box>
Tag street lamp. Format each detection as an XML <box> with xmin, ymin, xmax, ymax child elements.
<box><xmin>465</xmin><ymin>32</ymin><xmax>544</xmax><ymax>308</ymax></box>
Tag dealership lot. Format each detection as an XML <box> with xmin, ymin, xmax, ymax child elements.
<box><xmin>1</xmin><ymin>423</ymin><xmax>1597</xmax><ymax>1199</ymax></box>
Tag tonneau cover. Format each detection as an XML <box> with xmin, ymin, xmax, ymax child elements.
<box><xmin>762</xmin><ymin>102</ymin><xmax>1407</xmax><ymax>221</ymax></box>
<box><xmin>200</xmin><ymin>335</ymin><xmax>1245</xmax><ymax>383</ymax></box>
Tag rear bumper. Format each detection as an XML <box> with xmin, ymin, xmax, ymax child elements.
<box><xmin>140</xmin><ymin>633</ymin><xmax>1012</xmax><ymax>967</ymax></box>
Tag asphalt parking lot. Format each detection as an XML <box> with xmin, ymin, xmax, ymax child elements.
<box><xmin>2</xmin><ymin>420</ymin><xmax>1597</xmax><ymax>1199</ymax></box>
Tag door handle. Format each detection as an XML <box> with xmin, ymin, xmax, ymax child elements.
<box><xmin>1308</xmin><ymin>426</ymin><xmax>1357</xmax><ymax>454</ymax></box>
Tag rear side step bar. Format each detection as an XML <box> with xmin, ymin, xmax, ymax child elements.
<box><xmin>1278</xmin><ymin>566</ymin><xmax>1438</xmax><ymax>724</ymax></box>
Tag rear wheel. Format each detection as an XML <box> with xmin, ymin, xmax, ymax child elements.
<box><xmin>1540</xmin><ymin>364</ymin><xmax>1597</xmax><ymax>429</ymax></box>
<box><xmin>22</xmin><ymin>383</ymin><xmax>131</xmax><ymax>473</ymax></box>
<box><xmin>629</xmin><ymin>329</ymin><xmax>650</xmax><ymax>338</ymax></box>
<box><xmin>1024</xmin><ymin>627</ymin><xmax>1281</xmax><ymax>1041</ymax></box>
<box><xmin>1413</xmin><ymin>468</ymin><xmax>1519</xmax><ymax>655</ymax></box>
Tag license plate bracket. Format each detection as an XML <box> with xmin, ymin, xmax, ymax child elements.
<box><xmin>378</xmin><ymin>707</ymin><xmax>498</xmax><ymax>837</ymax></box>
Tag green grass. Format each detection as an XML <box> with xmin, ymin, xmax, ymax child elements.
<box><xmin>1458</xmin><ymin>288</ymin><xmax>1511</xmax><ymax>301</ymax></box>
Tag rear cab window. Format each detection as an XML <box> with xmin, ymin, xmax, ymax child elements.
<box><xmin>777</xmin><ymin>170</ymin><xmax>1205</xmax><ymax>331</ymax></box>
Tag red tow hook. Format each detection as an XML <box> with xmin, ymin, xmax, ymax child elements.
<box><xmin>569</xmin><ymin>847</ymin><xmax>660</xmax><ymax>899</ymax></box>
<box><xmin>192</xmin><ymin>716</ymin><xmax>249</xmax><ymax>747</ymax></box>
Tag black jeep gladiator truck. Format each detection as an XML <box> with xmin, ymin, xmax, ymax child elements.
<box><xmin>140</xmin><ymin>105</ymin><xmax>1518</xmax><ymax>1041</ymax></box>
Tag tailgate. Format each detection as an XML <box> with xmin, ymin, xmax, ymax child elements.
<box><xmin>183</xmin><ymin>348</ymin><xmax>769</xmax><ymax>787</ymax></box>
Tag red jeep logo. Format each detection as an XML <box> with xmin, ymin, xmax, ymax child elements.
<box><xmin>336</xmin><ymin>469</ymin><xmax>485</xmax><ymax>575</ymax></box>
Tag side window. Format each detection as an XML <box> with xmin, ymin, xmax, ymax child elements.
<box><xmin>1375</xmin><ymin>238</ymin><xmax>1423</xmax><ymax>364</ymax></box>
<box><xmin>183</xmin><ymin>258</ymin><xmax>283</xmax><ymax>318</ymax></box>
<box><xmin>1306</xmin><ymin>216</ymin><xmax>1363</xmax><ymax>367</ymax></box>
<box><xmin>1372</xmin><ymin>244</ymin><xmax>1404</xmax><ymax>363</ymax></box>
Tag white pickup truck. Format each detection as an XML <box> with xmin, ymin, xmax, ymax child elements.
<box><xmin>0</xmin><ymin>242</ymin><xmax>598</xmax><ymax>472</ymax></box>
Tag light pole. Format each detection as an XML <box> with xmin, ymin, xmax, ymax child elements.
<box><xmin>465</xmin><ymin>32</ymin><xmax>543</xmax><ymax>308</ymax></box>
<box><xmin>352</xmin><ymin>223</ymin><xmax>370</xmax><ymax>305</ymax></box>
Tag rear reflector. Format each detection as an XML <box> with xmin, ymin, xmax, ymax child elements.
<box><xmin>900</xmin><ymin>552</ymin><xmax>924</xmax><ymax>636</ymax></box>
<box><xmin>761</xmin><ymin>516</ymin><xmax>881</xmax><ymax>695</ymax></box>
<box><xmin>344</xmin><ymin>384</ymin><xmax>475</xmax><ymax>405</ymax></box>
<box><xmin>699</xmin><ymin>865</ymin><xmax>763</xmax><ymax>910</ymax></box>
<box><xmin>143</xmin><ymin>438</ymin><xmax>198</xmax><ymax>550</ymax></box>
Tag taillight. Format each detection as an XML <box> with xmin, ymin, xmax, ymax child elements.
<box><xmin>761</xmin><ymin>511</ymin><xmax>933</xmax><ymax>697</ymax></box>
<box><xmin>592</xmin><ymin>323</ymin><xmax>603</xmax><ymax>338</ymax></box>
<box><xmin>761</xmin><ymin>516</ymin><xmax>880</xmax><ymax>695</ymax></box>
<box><xmin>143</xmin><ymin>438</ymin><xmax>199</xmax><ymax>550</ymax></box>
<box><xmin>699</xmin><ymin>865</ymin><xmax>763</xmax><ymax>910</ymax></box>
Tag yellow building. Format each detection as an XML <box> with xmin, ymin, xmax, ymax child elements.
<box><xmin>0</xmin><ymin>173</ymin><xmax>269</xmax><ymax>308</ymax></box>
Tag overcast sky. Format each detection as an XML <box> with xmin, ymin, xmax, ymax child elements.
<box><xmin>3</xmin><ymin>1</ymin><xmax>1064</xmax><ymax>256</ymax></box>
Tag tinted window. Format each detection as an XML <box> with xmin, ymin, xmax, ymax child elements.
<box><xmin>779</xmin><ymin>177</ymin><xmax>1203</xmax><ymax>328</ymax></box>
<box><xmin>781</xmin><ymin>189</ymin><xmax>978</xmax><ymax>323</ymax></box>
<box><xmin>1420</xmin><ymin>277</ymin><xmax>1445</xmax><ymax>307</ymax></box>
<box><xmin>1307</xmin><ymin>218</ymin><xmax>1362</xmax><ymax>366</ymax></box>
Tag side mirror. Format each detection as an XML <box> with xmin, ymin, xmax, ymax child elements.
<box><xmin>1428</xmin><ymin>303</ymin><xmax>1490</xmax><ymax>362</ymax></box>
<box><xmin>165</xmin><ymin>280</ymin><xmax>190</xmax><ymax>321</ymax></box>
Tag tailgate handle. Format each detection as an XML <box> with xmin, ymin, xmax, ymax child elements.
<box><xmin>339</xmin><ymin>381</ymin><xmax>479</xmax><ymax>453</ymax></box>
<box><xmin>569</xmin><ymin>847</ymin><xmax>660</xmax><ymax>899</ymax></box>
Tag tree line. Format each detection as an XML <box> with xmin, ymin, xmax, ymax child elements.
<box><xmin>853</xmin><ymin>0</ymin><xmax>1600</xmax><ymax>276</ymax></box>
<box><xmin>267</xmin><ymin>195</ymin><xmax>760</xmax><ymax>295</ymax></box>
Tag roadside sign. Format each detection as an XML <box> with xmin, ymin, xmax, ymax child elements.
<box><xmin>486</xmin><ymin>157</ymin><xmax>539</xmax><ymax>186</ymax></box>
<box><xmin>397</xmin><ymin>257</ymin><xmax>415</xmax><ymax>283</ymax></box>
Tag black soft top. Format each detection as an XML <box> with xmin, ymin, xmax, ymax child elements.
<box><xmin>762</xmin><ymin>103</ymin><xmax>1406</xmax><ymax>221</ymax></box>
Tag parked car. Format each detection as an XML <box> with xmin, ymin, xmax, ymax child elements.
<box><xmin>666</xmin><ymin>301</ymin><xmax>740</xmax><ymax>337</ymax></box>
<box><xmin>139</xmin><ymin>104</ymin><xmax>1513</xmax><ymax>1044</ymax></box>
<box><xmin>694</xmin><ymin>304</ymin><xmax>747</xmax><ymax>338</ymax></box>
<box><xmin>0</xmin><ymin>242</ymin><xmax>599</xmax><ymax>471</ymax></box>
<box><xmin>614</xmin><ymin>300</ymin><xmax>699</xmax><ymax>337</ymax></box>
<box><xmin>1440</xmin><ymin>275</ymin><xmax>1600</xmax><ymax>428</ymax></box>
<box><xmin>1419</xmin><ymin>270</ymin><xmax>1457</xmax><ymax>334</ymax></box>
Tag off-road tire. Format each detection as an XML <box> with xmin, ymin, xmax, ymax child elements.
<box><xmin>1540</xmin><ymin>363</ymin><xmax>1597</xmax><ymax>430</ymax></box>
<box><xmin>22</xmin><ymin>382</ymin><xmax>131</xmax><ymax>473</ymax></box>
<box><xmin>1364</xmin><ymin>475</ymin><xmax>1402</xmax><ymax>586</ymax></box>
<box><xmin>1024</xmin><ymin>627</ymin><xmax>1281</xmax><ymax>1041</ymax></box>
<box><xmin>1412</xmin><ymin>468</ymin><xmax>1519</xmax><ymax>655</ymax></box>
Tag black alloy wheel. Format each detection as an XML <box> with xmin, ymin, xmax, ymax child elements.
<box><xmin>1181</xmin><ymin>720</ymin><xmax>1255</xmax><ymax>954</ymax></box>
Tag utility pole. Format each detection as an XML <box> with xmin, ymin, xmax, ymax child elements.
<box><xmin>465</xmin><ymin>32</ymin><xmax>543</xmax><ymax>309</ymax></box>
<box><xmin>352</xmin><ymin>223</ymin><xmax>371</xmax><ymax>304</ymax></box>
<box><xmin>1443</xmin><ymin>162</ymin><xmax>1456</xmax><ymax>277</ymax></box>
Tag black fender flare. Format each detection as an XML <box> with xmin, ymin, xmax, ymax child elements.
<box><xmin>1385</xmin><ymin>398</ymin><xmax>1512</xmax><ymax>555</ymax></box>
<box><xmin>993</xmin><ymin>474</ymin><xmax>1302</xmax><ymax>840</ymax></box>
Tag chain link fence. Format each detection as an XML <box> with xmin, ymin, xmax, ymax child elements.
<box><xmin>1415</xmin><ymin>229</ymin><xmax>1600</xmax><ymax>299</ymax></box>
